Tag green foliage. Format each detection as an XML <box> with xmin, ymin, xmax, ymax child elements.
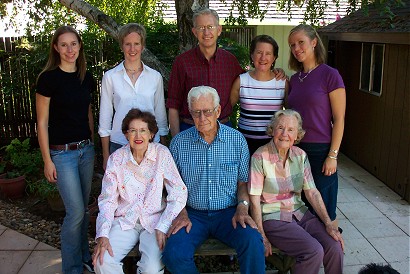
<box><xmin>1</xmin><ymin>138</ymin><xmax>43</xmax><ymax>180</ymax></box>
<box><xmin>146</xmin><ymin>22</ymin><xmax>179</xmax><ymax>70</ymax></box>
<box><xmin>218</xmin><ymin>37</ymin><xmax>250</xmax><ymax>69</ymax></box>
<box><xmin>28</xmin><ymin>178</ymin><xmax>59</xmax><ymax>199</ymax></box>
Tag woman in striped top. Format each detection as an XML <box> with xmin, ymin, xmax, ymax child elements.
<box><xmin>230</xmin><ymin>35</ymin><xmax>288</xmax><ymax>155</ymax></box>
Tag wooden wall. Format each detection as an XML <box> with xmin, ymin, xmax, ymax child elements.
<box><xmin>332</xmin><ymin>40</ymin><xmax>410</xmax><ymax>201</ymax></box>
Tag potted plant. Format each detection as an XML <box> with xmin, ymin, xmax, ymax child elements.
<box><xmin>28</xmin><ymin>178</ymin><xmax>65</xmax><ymax>211</ymax></box>
<box><xmin>0</xmin><ymin>138</ymin><xmax>43</xmax><ymax>199</ymax></box>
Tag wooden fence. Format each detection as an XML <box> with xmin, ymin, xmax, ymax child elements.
<box><xmin>0</xmin><ymin>27</ymin><xmax>254</xmax><ymax>147</ymax></box>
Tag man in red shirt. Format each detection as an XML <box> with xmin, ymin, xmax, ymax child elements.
<box><xmin>166</xmin><ymin>8</ymin><xmax>243</xmax><ymax>136</ymax></box>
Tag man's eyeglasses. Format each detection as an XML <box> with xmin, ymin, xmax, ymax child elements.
<box><xmin>190</xmin><ymin>106</ymin><xmax>218</xmax><ymax>118</ymax></box>
<box><xmin>195</xmin><ymin>25</ymin><xmax>217</xmax><ymax>32</ymax></box>
<box><xmin>127</xmin><ymin>128</ymin><xmax>150</xmax><ymax>136</ymax></box>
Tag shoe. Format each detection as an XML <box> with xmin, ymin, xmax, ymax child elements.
<box><xmin>338</xmin><ymin>227</ymin><xmax>343</xmax><ymax>234</ymax></box>
<box><xmin>83</xmin><ymin>260</ymin><xmax>95</xmax><ymax>273</ymax></box>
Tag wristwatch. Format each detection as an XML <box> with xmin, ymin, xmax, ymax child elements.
<box><xmin>238</xmin><ymin>200</ymin><xmax>249</xmax><ymax>206</ymax></box>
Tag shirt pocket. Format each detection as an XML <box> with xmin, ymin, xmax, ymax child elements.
<box><xmin>219</xmin><ymin>162</ymin><xmax>239</xmax><ymax>192</ymax></box>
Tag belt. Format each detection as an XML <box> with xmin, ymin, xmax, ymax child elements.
<box><xmin>181</xmin><ymin>116</ymin><xmax>230</xmax><ymax>125</ymax></box>
<box><xmin>49</xmin><ymin>139</ymin><xmax>91</xmax><ymax>151</ymax></box>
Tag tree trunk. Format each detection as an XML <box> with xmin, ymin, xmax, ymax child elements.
<box><xmin>175</xmin><ymin>0</ymin><xmax>209</xmax><ymax>53</ymax></box>
<box><xmin>58</xmin><ymin>0</ymin><xmax>170</xmax><ymax>83</ymax></box>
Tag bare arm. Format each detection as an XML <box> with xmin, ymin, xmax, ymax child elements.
<box><xmin>249</xmin><ymin>194</ymin><xmax>272</xmax><ymax>256</ymax></box>
<box><xmin>232</xmin><ymin>182</ymin><xmax>257</xmax><ymax>229</ymax></box>
<box><xmin>323</xmin><ymin>88</ymin><xmax>346</xmax><ymax>176</ymax></box>
<box><xmin>101</xmin><ymin>136</ymin><xmax>110</xmax><ymax>170</ymax></box>
<box><xmin>230</xmin><ymin>77</ymin><xmax>240</xmax><ymax>107</ymax></box>
<box><xmin>168</xmin><ymin>108</ymin><xmax>180</xmax><ymax>137</ymax></box>
<box><xmin>36</xmin><ymin>94</ymin><xmax>57</xmax><ymax>183</ymax></box>
<box><xmin>305</xmin><ymin>188</ymin><xmax>344</xmax><ymax>251</ymax></box>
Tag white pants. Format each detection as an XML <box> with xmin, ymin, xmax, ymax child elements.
<box><xmin>95</xmin><ymin>219</ymin><xmax>164</xmax><ymax>274</ymax></box>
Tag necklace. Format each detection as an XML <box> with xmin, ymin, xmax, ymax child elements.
<box><xmin>298</xmin><ymin>64</ymin><xmax>319</xmax><ymax>82</ymax></box>
<box><xmin>124</xmin><ymin>66</ymin><xmax>143</xmax><ymax>81</ymax></box>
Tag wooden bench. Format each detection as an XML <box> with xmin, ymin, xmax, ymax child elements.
<box><xmin>123</xmin><ymin>238</ymin><xmax>295</xmax><ymax>274</ymax></box>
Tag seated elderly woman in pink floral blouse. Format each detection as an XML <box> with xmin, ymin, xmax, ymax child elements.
<box><xmin>93</xmin><ymin>108</ymin><xmax>187</xmax><ymax>274</ymax></box>
<box><xmin>248</xmin><ymin>109</ymin><xmax>344</xmax><ymax>274</ymax></box>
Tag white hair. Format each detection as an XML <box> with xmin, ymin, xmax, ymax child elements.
<box><xmin>187</xmin><ymin>86</ymin><xmax>220</xmax><ymax>109</ymax></box>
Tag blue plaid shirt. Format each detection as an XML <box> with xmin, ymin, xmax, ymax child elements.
<box><xmin>170</xmin><ymin>123</ymin><xmax>250</xmax><ymax>210</ymax></box>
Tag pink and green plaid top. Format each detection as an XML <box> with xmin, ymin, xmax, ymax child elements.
<box><xmin>249</xmin><ymin>140</ymin><xmax>316</xmax><ymax>222</ymax></box>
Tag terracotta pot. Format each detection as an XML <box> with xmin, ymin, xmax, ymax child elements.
<box><xmin>47</xmin><ymin>194</ymin><xmax>65</xmax><ymax>212</ymax></box>
<box><xmin>0</xmin><ymin>174</ymin><xmax>26</xmax><ymax>199</ymax></box>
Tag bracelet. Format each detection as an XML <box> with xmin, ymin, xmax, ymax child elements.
<box><xmin>329</xmin><ymin>149</ymin><xmax>339</xmax><ymax>155</ymax></box>
<box><xmin>328</xmin><ymin>155</ymin><xmax>338</xmax><ymax>160</ymax></box>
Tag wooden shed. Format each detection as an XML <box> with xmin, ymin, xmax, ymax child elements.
<box><xmin>318</xmin><ymin>1</ymin><xmax>410</xmax><ymax>201</ymax></box>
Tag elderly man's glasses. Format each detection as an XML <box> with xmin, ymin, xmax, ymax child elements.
<box><xmin>190</xmin><ymin>106</ymin><xmax>218</xmax><ymax>118</ymax></box>
<box><xmin>127</xmin><ymin>128</ymin><xmax>149</xmax><ymax>136</ymax></box>
<box><xmin>195</xmin><ymin>25</ymin><xmax>217</xmax><ymax>32</ymax></box>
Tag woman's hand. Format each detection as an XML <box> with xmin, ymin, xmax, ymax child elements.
<box><xmin>322</xmin><ymin>156</ymin><xmax>337</xmax><ymax>176</ymax></box>
<box><xmin>155</xmin><ymin>230</ymin><xmax>167</xmax><ymax>251</ymax></box>
<box><xmin>325</xmin><ymin>223</ymin><xmax>345</xmax><ymax>251</ymax></box>
<box><xmin>92</xmin><ymin>237</ymin><xmax>113</xmax><ymax>267</ymax></box>
<box><xmin>44</xmin><ymin>160</ymin><xmax>57</xmax><ymax>183</ymax></box>
<box><xmin>262</xmin><ymin>235</ymin><xmax>273</xmax><ymax>257</ymax></box>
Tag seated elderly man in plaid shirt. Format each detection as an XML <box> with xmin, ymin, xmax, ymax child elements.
<box><xmin>162</xmin><ymin>86</ymin><xmax>265</xmax><ymax>274</ymax></box>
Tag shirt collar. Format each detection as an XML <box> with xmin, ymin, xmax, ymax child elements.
<box><xmin>268</xmin><ymin>140</ymin><xmax>296</xmax><ymax>163</ymax></box>
<box><xmin>191</xmin><ymin>121</ymin><xmax>225</xmax><ymax>144</ymax></box>
<box><xmin>113</xmin><ymin>60</ymin><xmax>146</xmax><ymax>73</ymax></box>
<box><xmin>195</xmin><ymin>46</ymin><xmax>221</xmax><ymax>63</ymax></box>
<box><xmin>125</xmin><ymin>142</ymin><xmax>156</xmax><ymax>165</ymax></box>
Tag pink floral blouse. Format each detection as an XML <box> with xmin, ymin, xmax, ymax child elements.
<box><xmin>96</xmin><ymin>143</ymin><xmax>187</xmax><ymax>239</ymax></box>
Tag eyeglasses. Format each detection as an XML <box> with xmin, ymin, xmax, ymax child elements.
<box><xmin>127</xmin><ymin>128</ymin><xmax>150</xmax><ymax>136</ymax></box>
<box><xmin>190</xmin><ymin>106</ymin><xmax>218</xmax><ymax>118</ymax></box>
<box><xmin>195</xmin><ymin>25</ymin><xmax>217</xmax><ymax>32</ymax></box>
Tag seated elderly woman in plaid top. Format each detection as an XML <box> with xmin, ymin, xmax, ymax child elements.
<box><xmin>248</xmin><ymin>109</ymin><xmax>344</xmax><ymax>274</ymax></box>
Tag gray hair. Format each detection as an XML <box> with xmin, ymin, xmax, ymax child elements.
<box><xmin>187</xmin><ymin>86</ymin><xmax>220</xmax><ymax>110</ymax></box>
<box><xmin>266</xmin><ymin>109</ymin><xmax>305</xmax><ymax>144</ymax></box>
<box><xmin>192</xmin><ymin>8</ymin><xmax>220</xmax><ymax>27</ymax></box>
<box><xmin>118</xmin><ymin>23</ymin><xmax>146</xmax><ymax>48</ymax></box>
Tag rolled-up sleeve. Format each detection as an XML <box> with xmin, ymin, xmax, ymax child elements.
<box><xmin>154</xmin><ymin>74</ymin><xmax>169</xmax><ymax>137</ymax></box>
<box><xmin>98</xmin><ymin>71</ymin><xmax>114</xmax><ymax>138</ymax></box>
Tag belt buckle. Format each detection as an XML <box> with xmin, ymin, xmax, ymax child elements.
<box><xmin>78</xmin><ymin>140</ymin><xmax>87</xmax><ymax>149</ymax></box>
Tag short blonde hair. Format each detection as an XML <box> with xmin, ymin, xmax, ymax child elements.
<box><xmin>266</xmin><ymin>109</ymin><xmax>305</xmax><ymax>144</ymax></box>
<box><xmin>118</xmin><ymin>23</ymin><xmax>146</xmax><ymax>48</ymax></box>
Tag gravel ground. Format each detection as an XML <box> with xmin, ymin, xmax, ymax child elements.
<box><xmin>0</xmin><ymin>199</ymin><xmax>63</xmax><ymax>249</ymax></box>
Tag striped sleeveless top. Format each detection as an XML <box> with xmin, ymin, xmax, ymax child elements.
<box><xmin>238</xmin><ymin>72</ymin><xmax>286</xmax><ymax>139</ymax></box>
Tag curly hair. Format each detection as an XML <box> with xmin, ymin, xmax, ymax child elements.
<box><xmin>121</xmin><ymin>108</ymin><xmax>158</xmax><ymax>142</ymax></box>
<box><xmin>266</xmin><ymin>109</ymin><xmax>305</xmax><ymax>144</ymax></box>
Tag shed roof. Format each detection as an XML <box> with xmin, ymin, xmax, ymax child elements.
<box><xmin>159</xmin><ymin>0</ymin><xmax>349</xmax><ymax>25</ymax></box>
<box><xmin>318</xmin><ymin>0</ymin><xmax>410</xmax><ymax>44</ymax></box>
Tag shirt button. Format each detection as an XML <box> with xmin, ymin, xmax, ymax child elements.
<box><xmin>209</xmin><ymin>164</ymin><xmax>211</xmax><ymax>167</ymax></box>
<box><xmin>209</xmin><ymin>197</ymin><xmax>212</xmax><ymax>200</ymax></box>
<box><xmin>209</xmin><ymin>180</ymin><xmax>211</xmax><ymax>183</ymax></box>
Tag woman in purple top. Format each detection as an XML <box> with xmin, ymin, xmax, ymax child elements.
<box><xmin>286</xmin><ymin>24</ymin><xmax>346</xmax><ymax>231</ymax></box>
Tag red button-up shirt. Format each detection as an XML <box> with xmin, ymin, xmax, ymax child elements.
<box><xmin>166</xmin><ymin>46</ymin><xmax>243</xmax><ymax>120</ymax></box>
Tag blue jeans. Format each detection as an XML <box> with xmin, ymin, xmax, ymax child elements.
<box><xmin>162</xmin><ymin>207</ymin><xmax>264</xmax><ymax>274</ymax></box>
<box><xmin>51</xmin><ymin>143</ymin><xmax>95</xmax><ymax>274</ymax></box>
<box><xmin>297</xmin><ymin>143</ymin><xmax>338</xmax><ymax>221</ymax></box>
<box><xmin>109</xmin><ymin>141</ymin><xmax>123</xmax><ymax>154</ymax></box>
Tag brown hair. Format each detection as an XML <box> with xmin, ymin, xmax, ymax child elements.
<box><xmin>250</xmin><ymin>35</ymin><xmax>279</xmax><ymax>70</ymax></box>
<box><xmin>288</xmin><ymin>24</ymin><xmax>326</xmax><ymax>72</ymax></box>
<box><xmin>37</xmin><ymin>26</ymin><xmax>86</xmax><ymax>82</ymax></box>
<box><xmin>121</xmin><ymin>108</ymin><xmax>158</xmax><ymax>142</ymax></box>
